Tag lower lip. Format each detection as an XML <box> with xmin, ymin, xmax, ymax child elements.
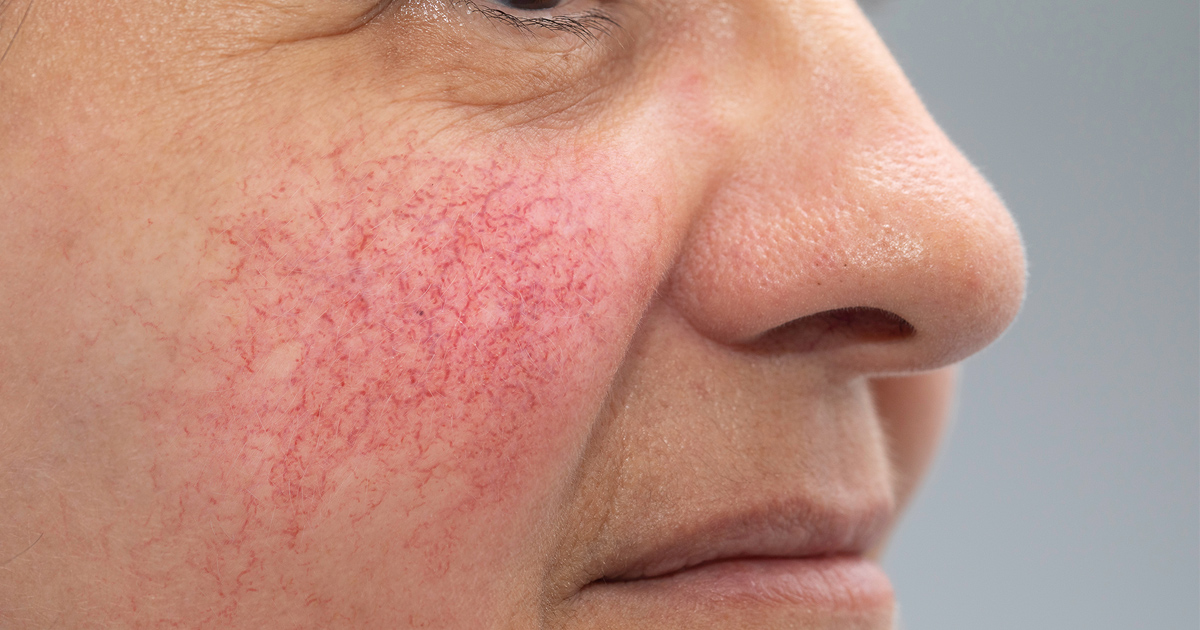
<box><xmin>581</xmin><ymin>556</ymin><xmax>894</xmax><ymax>612</ymax></box>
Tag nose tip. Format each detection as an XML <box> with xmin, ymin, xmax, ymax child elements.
<box><xmin>663</xmin><ymin>5</ymin><xmax>1027</xmax><ymax>374</ymax></box>
<box><xmin>667</xmin><ymin>150</ymin><xmax>1026</xmax><ymax>372</ymax></box>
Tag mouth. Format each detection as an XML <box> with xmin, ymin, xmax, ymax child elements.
<box><xmin>585</xmin><ymin>555</ymin><xmax>892</xmax><ymax>611</ymax></box>
<box><xmin>569</xmin><ymin>498</ymin><xmax>896</xmax><ymax>615</ymax></box>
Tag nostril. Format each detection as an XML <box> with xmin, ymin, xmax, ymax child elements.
<box><xmin>746</xmin><ymin>307</ymin><xmax>915</xmax><ymax>354</ymax></box>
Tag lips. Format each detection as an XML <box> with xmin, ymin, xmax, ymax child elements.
<box><xmin>571</xmin><ymin>495</ymin><xmax>897</xmax><ymax>615</ymax></box>
<box><xmin>591</xmin><ymin>498</ymin><xmax>893</xmax><ymax>582</ymax></box>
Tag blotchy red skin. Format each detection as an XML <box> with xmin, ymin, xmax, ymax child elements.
<box><xmin>108</xmin><ymin>133</ymin><xmax>664</xmax><ymax>627</ymax></box>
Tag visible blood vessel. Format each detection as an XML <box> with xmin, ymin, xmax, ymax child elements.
<box><xmin>125</xmin><ymin>134</ymin><xmax>660</xmax><ymax>625</ymax></box>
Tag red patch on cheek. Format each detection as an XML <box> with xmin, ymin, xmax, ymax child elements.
<box><xmin>137</xmin><ymin>141</ymin><xmax>653</xmax><ymax>613</ymax></box>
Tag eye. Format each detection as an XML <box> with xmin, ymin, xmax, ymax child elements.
<box><xmin>494</xmin><ymin>0</ymin><xmax>567</xmax><ymax>9</ymax></box>
<box><xmin>457</xmin><ymin>0</ymin><xmax>619</xmax><ymax>44</ymax></box>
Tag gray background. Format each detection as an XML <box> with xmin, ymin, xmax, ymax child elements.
<box><xmin>863</xmin><ymin>1</ymin><xmax>1199</xmax><ymax>629</ymax></box>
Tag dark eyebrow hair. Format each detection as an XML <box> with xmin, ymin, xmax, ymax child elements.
<box><xmin>1</xmin><ymin>0</ymin><xmax>36</xmax><ymax>68</ymax></box>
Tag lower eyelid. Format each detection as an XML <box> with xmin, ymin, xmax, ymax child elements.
<box><xmin>458</xmin><ymin>0</ymin><xmax>621</xmax><ymax>43</ymax></box>
<box><xmin>370</xmin><ymin>0</ymin><xmax>632</xmax><ymax>115</ymax></box>
<box><xmin>490</xmin><ymin>0</ymin><xmax>572</xmax><ymax>11</ymax></box>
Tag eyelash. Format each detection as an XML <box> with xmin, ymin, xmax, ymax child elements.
<box><xmin>457</xmin><ymin>0</ymin><xmax>620</xmax><ymax>43</ymax></box>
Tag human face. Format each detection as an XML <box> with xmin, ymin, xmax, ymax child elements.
<box><xmin>0</xmin><ymin>0</ymin><xmax>1024</xmax><ymax>627</ymax></box>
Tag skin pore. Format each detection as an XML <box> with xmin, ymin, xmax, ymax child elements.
<box><xmin>0</xmin><ymin>0</ymin><xmax>1025</xmax><ymax>628</ymax></box>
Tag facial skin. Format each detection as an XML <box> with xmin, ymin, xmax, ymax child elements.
<box><xmin>0</xmin><ymin>0</ymin><xmax>1025</xmax><ymax>628</ymax></box>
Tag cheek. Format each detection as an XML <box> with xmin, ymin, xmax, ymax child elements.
<box><xmin>141</xmin><ymin>138</ymin><xmax>660</xmax><ymax>606</ymax></box>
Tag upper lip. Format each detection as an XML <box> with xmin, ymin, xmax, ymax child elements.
<box><xmin>592</xmin><ymin>495</ymin><xmax>894</xmax><ymax>583</ymax></box>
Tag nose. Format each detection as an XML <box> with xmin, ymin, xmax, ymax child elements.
<box><xmin>664</xmin><ymin>1</ymin><xmax>1027</xmax><ymax>373</ymax></box>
